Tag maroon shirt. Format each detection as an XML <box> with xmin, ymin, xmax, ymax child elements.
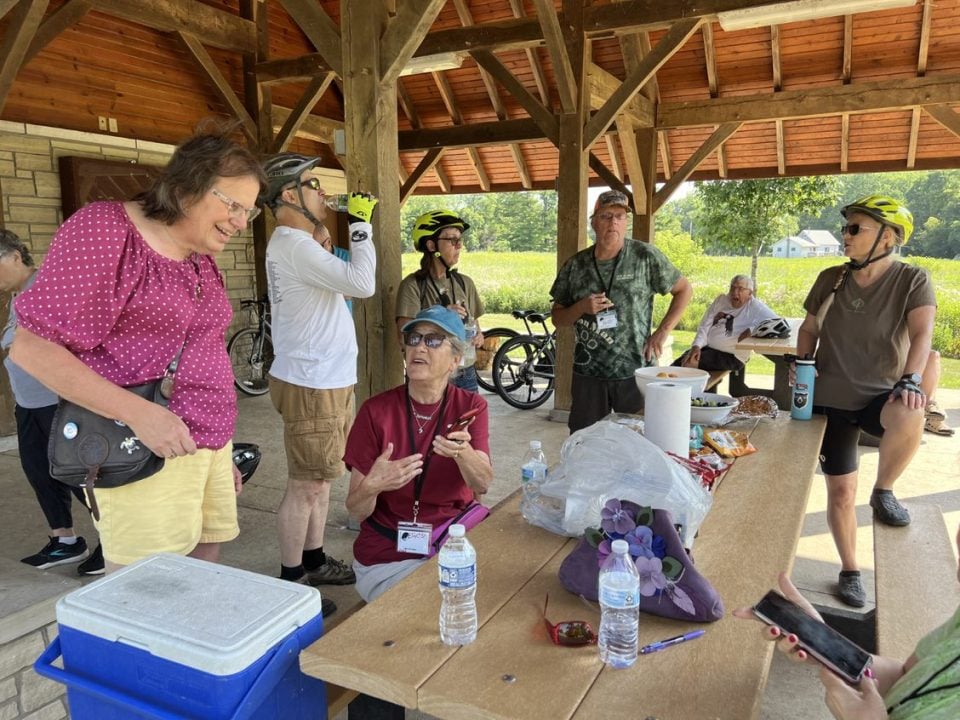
<box><xmin>344</xmin><ymin>384</ymin><xmax>490</xmax><ymax>566</ymax></box>
<box><xmin>15</xmin><ymin>201</ymin><xmax>236</xmax><ymax>448</ymax></box>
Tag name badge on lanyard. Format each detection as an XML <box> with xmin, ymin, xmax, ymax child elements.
<box><xmin>397</xmin><ymin>521</ymin><xmax>433</xmax><ymax>555</ymax></box>
<box><xmin>596</xmin><ymin>308</ymin><xmax>618</xmax><ymax>330</ymax></box>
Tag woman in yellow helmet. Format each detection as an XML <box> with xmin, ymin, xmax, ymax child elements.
<box><xmin>396</xmin><ymin>210</ymin><xmax>485</xmax><ymax>392</ymax></box>
<box><xmin>793</xmin><ymin>195</ymin><xmax>937</xmax><ymax>608</ymax></box>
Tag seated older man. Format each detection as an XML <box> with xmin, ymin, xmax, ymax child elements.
<box><xmin>674</xmin><ymin>274</ymin><xmax>779</xmax><ymax>374</ymax></box>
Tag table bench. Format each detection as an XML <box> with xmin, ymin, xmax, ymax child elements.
<box><xmin>302</xmin><ymin>414</ymin><xmax>826</xmax><ymax>719</ymax></box>
<box><xmin>873</xmin><ymin>504</ymin><xmax>959</xmax><ymax>660</ymax></box>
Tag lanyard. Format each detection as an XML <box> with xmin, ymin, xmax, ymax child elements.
<box><xmin>427</xmin><ymin>272</ymin><xmax>456</xmax><ymax>307</ymax></box>
<box><xmin>404</xmin><ymin>383</ymin><xmax>449</xmax><ymax>523</ymax></box>
<box><xmin>592</xmin><ymin>246</ymin><xmax>623</xmax><ymax>297</ymax></box>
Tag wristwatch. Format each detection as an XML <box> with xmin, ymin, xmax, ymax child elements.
<box><xmin>900</xmin><ymin>372</ymin><xmax>922</xmax><ymax>386</ymax></box>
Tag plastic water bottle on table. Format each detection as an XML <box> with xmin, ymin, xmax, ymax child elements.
<box><xmin>438</xmin><ymin>524</ymin><xmax>477</xmax><ymax>645</ymax></box>
<box><xmin>519</xmin><ymin>440</ymin><xmax>548</xmax><ymax>521</ymax></box>
<box><xmin>598</xmin><ymin>539</ymin><xmax>640</xmax><ymax>668</ymax></box>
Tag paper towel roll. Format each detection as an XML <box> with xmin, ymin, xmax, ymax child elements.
<box><xmin>644</xmin><ymin>381</ymin><xmax>692</xmax><ymax>456</ymax></box>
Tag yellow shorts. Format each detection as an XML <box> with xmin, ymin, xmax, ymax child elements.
<box><xmin>269</xmin><ymin>378</ymin><xmax>354</xmax><ymax>481</ymax></box>
<box><xmin>95</xmin><ymin>445</ymin><xmax>239</xmax><ymax>566</ymax></box>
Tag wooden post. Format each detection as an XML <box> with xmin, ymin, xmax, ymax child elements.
<box><xmin>633</xmin><ymin>127</ymin><xmax>658</xmax><ymax>243</ymax></box>
<box><xmin>551</xmin><ymin>0</ymin><xmax>589</xmax><ymax>419</ymax></box>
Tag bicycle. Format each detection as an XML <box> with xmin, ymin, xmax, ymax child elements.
<box><xmin>227</xmin><ymin>297</ymin><xmax>274</xmax><ymax>396</ymax></box>
<box><xmin>491</xmin><ymin>312</ymin><xmax>556</xmax><ymax>410</ymax></box>
<box><xmin>476</xmin><ymin>310</ymin><xmax>546</xmax><ymax>393</ymax></box>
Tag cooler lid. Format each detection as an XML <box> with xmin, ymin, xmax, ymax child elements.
<box><xmin>56</xmin><ymin>554</ymin><xmax>324</xmax><ymax>676</ymax></box>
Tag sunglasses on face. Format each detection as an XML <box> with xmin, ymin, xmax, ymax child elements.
<box><xmin>404</xmin><ymin>331</ymin><xmax>448</xmax><ymax>349</ymax></box>
<box><xmin>211</xmin><ymin>188</ymin><xmax>261</xmax><ymax>222</ymax></box>
<box><xmin>841</xmin><ymin>223</ymin><xmax>880</xmax><ymax>237</ymax></box>
<box><xmin>299</xmin><ymin>177</ymin><xmax>324</xmax><ymax>192</ymax></box>
<box><xmin>542</xmin><ymin>594</ymin><xmax>597</xmax><ymax>647</ymax></box>
<box><xmin>438</xmin><ymin>235</ymin><xmax>463</xmax><ymax>248</ymax></box>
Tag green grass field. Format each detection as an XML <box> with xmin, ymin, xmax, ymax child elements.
<box><xmin>402</xmin><ymin>252</ymin><xmax>960</xmax><ymax>388</ymax></box>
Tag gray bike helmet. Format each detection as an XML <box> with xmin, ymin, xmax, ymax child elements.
<box><xmin>263</xmin><ymin>153</ymin><xmax>322</xmax><ymax>209</ymax></box>
<box><xmin>753</xmin><ymin>317</ymin><xmax>792</xmax><ymax>339</ymax></box>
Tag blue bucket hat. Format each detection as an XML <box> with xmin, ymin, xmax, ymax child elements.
<box><xmin>400</xmin><ymin>305</ymin><xmax>466</xmax><ymax>342</ymax></box>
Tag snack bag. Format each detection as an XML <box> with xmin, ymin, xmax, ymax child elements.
<box><xmin>704</xmin><ymin>429</ymin><xmax>757</xmax><ymax>458</ymax></box>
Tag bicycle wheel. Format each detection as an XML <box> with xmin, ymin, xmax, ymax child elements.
<box><xmin>475</xmin><ymin>327</ymin><xmax>518</xmax><ymax>393</ymax></box>
<box><xmin>491</xmin><ymin>335</ymin><xmax>556</xmax><ymax>410</ymax></box>
<box><xmin>228</xmin><ymin>328</ymin><xmax>274</xmax><ymax>396</ymax></box>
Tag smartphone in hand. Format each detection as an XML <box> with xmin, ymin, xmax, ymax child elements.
<box><xmin>753</xmin><ymin>590</ymin><xmax>873</xmax><ymax>683</ymax></box>
<box><xmin>446</xmin><ymin>407</ymin><xmax>482</xmax><ymax>436</ymax></box>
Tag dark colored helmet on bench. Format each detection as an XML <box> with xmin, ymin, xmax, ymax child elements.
<box><xmin>753</xmin><ymin>317</ymin><xmax>791</xmax><ymax>339</ymax></box>
<box><xmin>232</xmin><ymin>442</ymin><xmax>261</xmax><ymax>484</ymax></box>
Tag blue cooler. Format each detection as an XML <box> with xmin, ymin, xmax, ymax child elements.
<box><xmin>34</xmin><ymin>554</ymin><xmax>327</xmax><ymax>720</ymax></box>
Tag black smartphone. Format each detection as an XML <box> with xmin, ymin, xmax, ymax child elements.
<box><xmin>446</xmin><ymin>407</ymin><xmax>482</xmax><ymax>435</ymax></box>
<box><xmin>752</xmin><ymin>590</ymin><xmax>873</xmax><ymax>683</ymax></box>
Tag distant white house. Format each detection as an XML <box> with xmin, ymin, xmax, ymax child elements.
<box><xmin>771</xmin><ymin>230</ymin><xmax>841</xmax><ymax>258</ymax></box>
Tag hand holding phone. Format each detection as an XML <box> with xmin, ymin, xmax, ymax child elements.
<box><xmin>752</xmin><ymin>590</ymin><xmax>873</xmax><ymax>683</ymax></box>
<box><xmin>446</xmin><ymin>407</ymin><xmax>481</xmax><ymax>436</ymax></box>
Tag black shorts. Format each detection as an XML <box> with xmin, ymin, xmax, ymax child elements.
<box><xmin>569</xmin><ymin>373</ymin><xmax>643</xmax><ymax>433</ymax></box>
<box><xmin>815</xmin><ymin>393</ymin><xmax>889</xmax><ymax>476</ymax></box>
<box><xmin>672</xmin><ymin>346</ymin><xmax>744</xmax><ymax>372</ymax></box>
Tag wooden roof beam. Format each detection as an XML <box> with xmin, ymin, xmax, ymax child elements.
<box><xmin>272</xmin><ymin>106</ymin><xmax>342</xmax><ymax>145</ymax></box>
<box><xmin>775</xmin><ymin>119</ymin><xmax>785</xmax><ymax>175</ymax></box>
<box><xmin>771</xmin><ymin>25</ymin><xmax>782</xmax><ymax>91</ymax></box>
<box><xmin>278</xmin><ymin>0</ymin><xmax>342</xmax><ymax>77</ymax></box>
<box><xmin>471</xmin><ymin>49</ymin><xmax>559</xmax><ymax>142</ymax></box>
<box><xmin>400</xmin><ymin>147</ymin><xmax>444</xmax><ymax>202</ymax></box>
<box><xmin>842</xmin><ymin>15</ymin><xmax>852</xmax><ymax>82</ymax></box>
<box><xmin>587</xmin><ymin>64</ymin><xmax>655</xmax><ymax>126</ymax></box>
<box><xmin>0</xmin><ymin>0</ymin><xmax>47</xmax><ymax>114</ymax></box>
<box><xmin>507</xmin><ymin>0</ymin><xmax>550</xmax><ymax>106</ymax></box>
<box><xmin>924</xmin><ymin>104</ymin><xmax>960</xmax><ymax>139</ymax></box>
<box><xmin>917</xmin><ymin>0</ymin><xmax>932</xmax><ymax>76</ymax></box>
<box><xmin>659</xmin><ymin>131</ymin><xmax>672</xmax><ymax>179</ymax></box>
<box><xmin>271</xmin><ymin>73</ymin><xmax>335</xmax><ymax>153</ymax></box>
<box><xmin>616</xmin><ymin>120</ymin><xmax>646</xmax><ymax>211</ymax></box>
<box><xmin>907</xmin><ymin>108</ymin><xmax>920</xmax><ymax>169</ymax></box>
<box><xmin>654</xmin><ymin>122</ymin><xmax>740</xmax><ymax>211</ymax></box>
<box><xmin>703</xmin><ymin>22</ymin><xmax>718</xmax><ymax>96</ymax></box>
<box><xmin>432</xmin><ymin>70</ymin><xmax>491</xmax><ymax>191</ymax></box>
<box><xmin>0</xmin><ymin>1</ymin><xmax>19</xmax><ymax>18</ymax></box>
<box><xmin>24</xmin><ymin>0</ymin><xmax>92</xmax><ymax>65</ymax></box>
<box><xmin>530</xmin><ymin>0</ymin><xmax>577</xmax><ymax>113</ymax></box>
<box><xmin>584</xmin><ymin>19</ymin><xmax>701</xmax><ymax>148</ymax></box>
<box><xmin>589</xmin><ymin>153</ymin><xmax>632</xmax><ymax>206</ymax></box>
<box><xmin>399</xmin><ymin>118</ymin><xmax>545</xmax><ymax>151</ymax></box>
<box><xmin>841</xmin><ymin>113</ymin><xmax>850</xmax><ymax>172</ymax></box>
<box><xmin>397</xmin><ymin>80</ymin><xmax>421</xmax><ymax>128</ymax></box>
<box><xmin>605</xmin><ymin>134</ymin><xmax>624</xmax><ymax>180</ymax></box>
<box><xmin>509</xmin><ymin>144</ymin><xmax>533</xmax><ymax>189</ymax></box>
<box><xmin>256</xmin><ymin>54</ymin><xmax>333</xmax><ymax>87</ymax></box>
<box><xmin>380</xmin><ymin>0</ymin><xmax>446</xmax><ymax>86</ymax></box>
<box><xmin>90</xmin><ymin>0</ymin><xmax>254</xmax><ymax>54</ymax></box>
<box><xmin>658</xmin><ymin>75</ymin><xmax>960</xmax><ymax>127</ymax></box>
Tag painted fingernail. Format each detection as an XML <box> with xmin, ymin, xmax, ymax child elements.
<box><xmin>768</xmin><ymin>626</ymin><xmax>779</xmax><ymax>637</ymax></box>
<box><xmin>865</xmin><ymin>668</ymin><xmax>875</xmax><ymax>679</ymax></box>
<box><xmin>787</xmin><ymin>634</ymin><xmax>798</xmax><ymax>643</ymax></box>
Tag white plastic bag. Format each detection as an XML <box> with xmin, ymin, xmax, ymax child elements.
<box><xmin>520</xmin><ymin>418</ymin><xmax>712</xmax><ymax>547</ymax></box>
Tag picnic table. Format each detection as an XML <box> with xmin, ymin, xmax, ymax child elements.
<box><xmin>300</xmin><ymin>413</ymin><xmax>826</xmax><ymax>720</ymax></box>
<box><xmin>731</xmin><ymin>317</ymin><xmax>803</xmax><ymax>409</ymax></box>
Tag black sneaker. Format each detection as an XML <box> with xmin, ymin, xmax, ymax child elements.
<box><xmin>285</xmin><ymin>573</ymin><xmax>337</xmax><ymax>618</ymax></box>
<box><xmin>837</xmin><ymin>571</ymin><xmax>866</xmax><ymax>607</ymax></box>
<box><xmin>78</xmin><ymin>543</ymin><xmax>105</xmax><ymax>576</ymax></box>
<box><xmin>21</xmin><ymin>536</ymin><xmax>88</xmax><ymax>569</ymax></box>
<box><xmin>870</xmin><ymin>490</ymin><xmax>911</xmax><ymax>526</ymax></box>
<box><xmin>305</xmin><ymin>556</ymin><xmax>356</xmax><ymax>586</ymax></box>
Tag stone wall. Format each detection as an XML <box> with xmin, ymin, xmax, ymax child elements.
<box><xmin>0</xmin><ymin>622</ymin><xmax>66</xmax><ymax>720</ymax></box>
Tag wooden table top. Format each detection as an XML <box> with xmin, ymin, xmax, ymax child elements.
<box><xmin>735</xmin><ymin>317</ymin><xmax>803</xmax><ymax>357</ymax></box>
<box><xmin>301</xmin><ymin>414</ymin><xmax>826</xmax><ymax>720</ymax></box>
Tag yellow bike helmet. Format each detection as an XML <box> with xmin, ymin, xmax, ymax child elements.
<box><xmin>412</xmin><ymin>209</ymin><xmax>470</xmax><ymax>252</ymax></box>
<box><xmin>842</xmin><ymin>195</ymin><xmax>914</xmax><ymax>243</ymax></box>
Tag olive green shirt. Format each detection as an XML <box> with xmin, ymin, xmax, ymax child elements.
<box><xmin>396</xmin><ymin>270</ymin><xmax>484</xmax><ymax>324</ymax></box>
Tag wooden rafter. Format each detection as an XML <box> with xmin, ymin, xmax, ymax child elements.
<box><xmin>272</xmin><ymin>73</ymin><xmax>335</xmax><ymax>153</ymax></box>
<box><xmin>400</xmin><ymin>147</ymin><xmax>444</xmax><ymax>202</ymax></box>
<box><xmin>397</xmin><ymin>80</ymin><xmax>421</xmax><ymax>128</ymax></box>
<box><xmin>90</xmin><ymin>0</ymin><xmax>254</xmax><ymax>54</ymax></box>
<box><xmin>659</xmin><ymin>132</ymin><xmax>672</xmax><ymax>179</ymax></box>
<box><xmin>584</xmin><ymin>18</ymin><xmax>701</xmax><ymax>148</ymax></box>
<box><xmin>0</xmin><ymin>0</ymin><xmax>49</xmax><ymax>114</ymax></box>
<box><xmin>508</xmin><ymin>145</ymin><xmax>533</xmax><ymax>188</ymax></box>
<box><xmin>530</xmin><ymin>0</ymin><xmax>576</xmax><ymax>113</ymax></box>
<box><xmin>256</xmin><ymin>54</ymin><xmax>333</xmax><ymax>86</ymax></box>
<box><xmin>842</xmin><ymin>15</ymin><xmax>853</xmax><ymax>82</ymax></box>
<box><xmin>841</xmin><ymin>113</ymin><xmax>850</xmax><ymax>172</ymax></box>
<box><xmin>702</xmin><ymin>22</ymin><xmax>718</xmax><ymax>97</ymax></box>
<box><xmin>775</xmin><ymin>119</ymin><xmax>785</xmax><ymax>175</ymax></box>
<box><xmin>908</xmin><ymin>0</ymin><xmax>934</xmax><ymax>169</ymax></box>
<box><xmin>0</xmin><ymin>0</ymin><xmax>19</xmax><ymax>18</ymax></box>
<box><xmin>924</xmin><ymin>105</ymin><xmax>960</xmax><ymax>139</ymax></box>
<box><xmin>278</xmin><ymin>0</ymin><xmax>342</xmax><ymax>77</ymax></box>
<box><xmin>399</xmin><ymin>118</ymin><xmax>544</xmax><ymax>151</ymax></box>
<box><xmin>272</xmin><ymin>106</ymin><xmax>341</xmax><ymax>145</ymax></box>
<box><xmin>658</xmin><ymin>75</ymin><xmax>960</xmax><ymax>128</ymax></box>
<box><xmin>24</xmin><ymin>0</ymin><xmax>92</xmax><ymax>65</ymax></box>
<box><xmin>716</xmin><ymin>132</ymin><xmax>728</xmax><ymax>178</ymax></box>
<box><xmin>587</xmin><ymin>64</ymin><xmax>654</xmax><ymax>126</ymax></box>
<box><xmin>605</xmin><ymin>134</ymin><xmax>623</xmax><ymax>180</ymax></box>
<box><xmin>907</xmin><ymin>108</ymin><xmax>921</xmax><ymax>169</ymax></box>
<box><xmin>771</xmin><ymin>25</ymin><xmax>781</xmax><ymax>92</ymax></box>
<box><xmin>431</xmin><ymin>70</ymin><xmax>491</xmax><ymax>191</ymax></box>
<box><xmin>380</xmin><ymin>0</ymin><xmax>446</xmax><ymax>86</ymax></box>
<box><xmin>470</xmin><ymin>49</ymin><xmax>559</xmax><ymax>142</ymax></box>
<box><xmin>177</xmin><ymin>30</ymin><xmax>257</xmax><ymax>143</ymax></box>
<box><xmin>589</xmin><ymin>153</ymin><xmax>632</xmax><ymax>205</ymax></box>
<box><xmin>616</xmin><ymin>121</ymin><xmax>645</xmax><ymax>208</ymax></box>
<box><xmin>507</xmin><ymin>0</ymin><xmax>549</xmax><ymax>106</ymax></box>
<box><xmin>654</xmin><ymin>122</ymin><xmax>740</xmax><ymax>211</ymax></box>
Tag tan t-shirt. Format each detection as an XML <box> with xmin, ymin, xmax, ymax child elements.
<box><xmin>804</xmin><ymin>262</ymin><xmax>936</xmax><ymax>410</ymax></box>
<box><xmin>396</xmin><ymin>270</ymin><xmax>484</xmax><ymax>323</ymax></box>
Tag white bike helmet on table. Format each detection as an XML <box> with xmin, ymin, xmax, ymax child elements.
<box><xmin>753</xmin><ymin>317</ymin><xmax>791</xmax><ymax>339</ymax></box>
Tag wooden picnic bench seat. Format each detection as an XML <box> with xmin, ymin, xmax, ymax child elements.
<box><xmin>873</xmin><ymin>503</ymin><xmax>959</xmax><ymax>660</ymax></box>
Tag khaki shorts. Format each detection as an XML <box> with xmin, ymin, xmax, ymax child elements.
<box><xmin>96</xmin><ymin>445</ymin><xmax>238</xmax><ymax>566</ymax></box>
<box><xmin>269</xmin><ymin>377</ymin><xmax>355</xmax><ymax>481</ymax></box>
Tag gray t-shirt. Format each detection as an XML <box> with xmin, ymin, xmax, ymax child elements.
<box><xmin>804</xmin><ymin>262</ymin><xmax>936</xmax><ymax>410</ymax></box>
<box><xmin>2</xmin><ymin>272</ymin><xmax>58</xmax><ymax>408</ymax></box>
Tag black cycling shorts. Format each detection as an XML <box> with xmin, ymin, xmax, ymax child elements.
<box><xmin>815</xmin><ymin>393</ymin><xmax>889</xmax><ymax>476</ymax></box>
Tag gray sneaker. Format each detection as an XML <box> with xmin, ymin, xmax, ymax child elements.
<box><xmin>306</xmin><ymin>556</ymin><xmax>356</xmax><ymax>586</ymax></box>
<box><xmin>870</xmin><ymin>490</ymin><xmax>911</xmax><ymax>527</ymax></box>
<box><xmin>837</xmin><ymin>572</ymin><xmax>866</xmax><ymax>608</ymax></box>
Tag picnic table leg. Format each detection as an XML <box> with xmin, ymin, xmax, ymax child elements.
<box><xmin>768</xmin><ymin>355</ymin><xmax>794</xmax><ymax>410</ymax></box>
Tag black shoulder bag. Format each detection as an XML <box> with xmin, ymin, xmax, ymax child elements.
<box><xmin>48</xmin><ymin>347</ymin><xmax>183</xmax><ymax>521</ymax></box>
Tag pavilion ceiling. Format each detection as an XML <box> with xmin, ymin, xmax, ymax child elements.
<box><xmin>3</xmin><ymin>0</ymin><xmax>960</xmax><ymax>197</ymax></box>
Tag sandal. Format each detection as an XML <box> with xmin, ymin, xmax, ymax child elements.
<box><xmin>925</xmin><ymin>415</ymin><xmax>955</xmax><ymax>436</ymax></box>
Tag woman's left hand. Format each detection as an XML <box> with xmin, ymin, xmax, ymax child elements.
<box><xmin>433</xmin><ymin>428</ymin><xmax>471</xmax><ymax>460</ymax></box>
<box><xmin>820</xmin><ymin>667</ymin><xmax>886</xmax><ymax>720</ymax></box>
<box><xmin>232</xmin><ymin>464</ymin><xmax>243</xmax><ymax>495</ymax></box>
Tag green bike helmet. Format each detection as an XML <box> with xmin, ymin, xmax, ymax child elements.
<box><xmin>412</xmin><ymin>209</ymin><xmax>470</xmax><ymax>252</ymax></box>
<box><xmin>841</xmin><ymin>195</ymin><xmax>914</xmax><ymax>243</ymax></box>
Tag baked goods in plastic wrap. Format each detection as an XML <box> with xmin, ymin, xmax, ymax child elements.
<box><xmin>704</xmin><ymin>429</ymin><xmax>757</xmax><ymax>458</ymax></box>
<box><xmin>731</xmin><ymin>395</ymin><xmax>779</xmax><ymax>419</ymax></box>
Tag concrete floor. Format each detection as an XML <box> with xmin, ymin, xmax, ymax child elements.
<box><xmin>2</xmin><ymin>374</ymin><xmax>957</xmax><ymax>720</ymax></box>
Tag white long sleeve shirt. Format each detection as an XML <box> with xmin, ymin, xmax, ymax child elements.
<box><xmin>692</xmin><ymin>294</ymin><xmax>778</xmax><ymax>363</ymax></box>
<box><xmin>266</xmin><ymin>222</ymin><xmax>376</xmax><ymax>389</ymax></box>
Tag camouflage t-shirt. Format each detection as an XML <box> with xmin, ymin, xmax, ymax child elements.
<box><xmin>550</xmin><ymin>239</ymin><xmax>681</xmax><ymax>379</ymax></box>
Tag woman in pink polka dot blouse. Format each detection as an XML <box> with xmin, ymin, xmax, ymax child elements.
<box><xmin>10</xmin><ymin>129</ymin><xmax>267</xmax><ymax>572</ymax></box>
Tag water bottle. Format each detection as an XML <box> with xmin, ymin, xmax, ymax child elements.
<box><xmin>791</xmin><ymin>358</ymin><xmax>816</xmax><ymax>421</ymax></box>
<box><xmin>323</xmin><ymin>194</ymin><xmax>349</xmax><ymax>213</ymax></box>
<box><xmin>598</xmin><ymin>539</ymin><xmax>640</xmax><ymax>668</ymax></box>
<box><xmin>461</xmin><ymin>317</ymin><xmax>478</xmax><ymax>368</ymax></box>
<box><xmin>519</xmin><ymin>441</ymin><xmax>548</xmax><ymax>519</ymax></box>
<box><xmin>438</xmin><ymin>524</ymin><xmax>477</xmax><ymax>645</ymax></box>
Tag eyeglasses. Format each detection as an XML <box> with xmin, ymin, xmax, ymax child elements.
<box><xmin>299</xmin><ymin>177</ymin><xmax>323</xmax><ymax>192</ymax></box>
<box><xmin>404</xmin><ymin>331</ymin><xmax>448</xmax><ymax>349</ymax></box>
<box><xmin>841</xmin><ymin>223</ymin><xmax>880</xmax><ymax>237</ymax></box>
<box><xmin>597</xmin><ymin>212</ymin><xmax>627</xmax><ymax>223</ymax></box>
<box><xmin>542</xmin><ymin>594</ymin><xmax>597</xmax><ymax>647</ymax></box>
<box><xmin>438</xmin><ymin>235</ymin><xmax>463</xmax><ymax>247</ymax></box>
<box><xmin>211</xmin><ymin>188</ymin><xmax>261</xmax><ymax>222</ymax></box>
